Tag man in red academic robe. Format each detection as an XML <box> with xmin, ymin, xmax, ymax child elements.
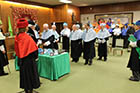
<box><xmin>15</xmin><ymin>18</ymin><xmax>40</xmax><ymax>93</ymax></box>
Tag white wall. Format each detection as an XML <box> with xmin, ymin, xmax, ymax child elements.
<box><xmin>133</xmin><ymin>11</ymin><xmax>140</xmax><ymax>22</ymax></box>
<box><xmin>80</xmin><ymin>14</ymin><xmax>95</xmax><ymax>25</ymax></box>
<box><xmin>81</xmin><ymin>11</ymin><xmax>140</xmax><ymax>24</ymax></box>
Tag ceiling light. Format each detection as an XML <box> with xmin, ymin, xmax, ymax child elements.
<box><xmin>5</xmin><ymin>1</ymin><xmax>22</xmax><ymax>5</ymax></box>
<box><xmin>59</xmin><ymin>0</ymin><xmax>72</xmax><ymax>4</ymax></box>
<box><xmin>4</xmin><ymin>1</ymin><xmax>49</xmax><ymax>9</ymax></box>
<box><xmin>104</xmin><ymin>15</ymin><xmax>108</xmax><ymax>17</ymax></box>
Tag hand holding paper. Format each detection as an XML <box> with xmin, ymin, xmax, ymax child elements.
<box><xmin>130</xmin><ymin>41</ymin><xmax>137</xmax><ymax>47</ymax></box>
<box><xmin>44</xmin><ymin>41</ymin><xmax>51</xmax><ymax>46</ymax></box>
<box><xmin>37</xmin><ymin>40</ymin><xmax>42</xmax><ymax>46</ymax></box>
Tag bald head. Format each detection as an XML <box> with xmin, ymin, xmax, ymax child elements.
<box><xmin>72</xmin><ymin>24</ymin><xmax>77</xmax><ymax>31</ymax></box>
<box><xmin>52</xmin><ymin>25</ymin><xmax>56</xmax><ymax>30</ymax></box>
<box><xmin>43</xmin><ymin>23</ymin><xmax>49</xmax><ymax>30</ymax></box>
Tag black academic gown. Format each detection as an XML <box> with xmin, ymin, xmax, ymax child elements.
<box><xmin>83</xmin><ymin>39</ymin><xmax>96</xmax><ymax>60</ymax></box>
<box><xmin>54</xmin><ymin>41</ymin><xmax>59</xmax><ymax>50</ymax></box>
<box><xmin>98</xmin><ymin>38</ymin><xmax>109</xmax><ymax>58</ymax></box>
<box><xmin>35</xmin><ymin>24</ymin><xmax>40</xmax><ymax>33</ymax></box>
<box><xmin>0</xmin><ymin>40</ymin><xmax>9</xmax><ymax>72</ymax></box>
<box><xmin>127</xmin><ymin>40</ymin><xmax>140</xmax><ymax>71</ymax></box>
<box><xmin>112</xmin><ymin>33</ymin><xmax>120</xmax><ymax>48</ymax></box>
<box><xmin>71</xmin><ymin>39</ymin><xmax>83</xmax><ymax>60</ymax></box>
<box><xmin>62</xmin><ymin>36</ymin><xmax>69</xmax><ymax>52</ymax></box>
<box><xmin>41</xmin><ymin>35</ymin><xmax>55</xmax><ymax>49</ymax></box>
<box><xmin>0</xmin><ymin>29</ymin><xmax>9</xmax><ymax>74</ymax></box>
<box><xmin>27</xmin><ymin>27</ymin><xmax>38</xmax><ymax>43</ymax></box>
<box><xmin>18</xmin><ymin>50</ymin><xmax>40</xmax><ymax>90</ymax></box>
<box><xmin>122</xmin><ymin>36</ymin><xmax>129</xmax><ymax>48</ymax></box>
<box><xmin>125</xmin><ymin>27</ymin><xmax>135</xmax><ymax>48</ymax></box>
<box><xmin>127</xmin><ymin>27</ymin><xmax>135</xmax><ymax>36</ymax></box>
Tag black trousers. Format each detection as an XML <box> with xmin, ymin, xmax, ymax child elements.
<box><xmin>0</xmin><ymin>66</ymin><xmax>4</xmax><ymax>75</ymax></box>
<box><xmin>132</xmin><ymin>70</ymin><xmax>140</xmax><ymax>79</ymax></box>
<box><xmin>112</xmin><ymin>35</ymin><xmax>117</xmax><ymax>48</ymax></box>
<box><xmin>123</xmin><ymin>36</ymin><xmax>129</xmax><ymax>48</ymax></box>
<box><xmin>85</xmin><ymin>59</ymin><xmax>92</xmax><ymax>63</ymax></box>
<box><xmin>112</xmin><ymin>35</ymin><xmax>120</xmax><ymax>48</ymax></box>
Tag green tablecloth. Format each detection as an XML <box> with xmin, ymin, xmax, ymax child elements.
<box><xmin>15</xmin><ymin>56</ymin><xmax>20</xmax><ymax>71</ymax></box>
<box><xmin>15</xmin><ymin>52</ymin><xmax>70</xmax><ymax>80</ymax></box>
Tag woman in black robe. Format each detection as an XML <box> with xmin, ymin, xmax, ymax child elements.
<box><xmin>127</xmin><ymin>20</ymin><xmax>140</xmax><ymax>81</ymax></box>
<box><xmin>15</xmin><ymin>18</ymin><xmax>40</xmax><ymax>93</ymax></box>
<box><xmin>0</xmin><ymin>23</ymin><xmax>9</xmax><ymax>76</ymax></box>
<box><xmin>82</xmin><ymin>23</ymin><xmax>96</xmax><ymax>65</ymax></box>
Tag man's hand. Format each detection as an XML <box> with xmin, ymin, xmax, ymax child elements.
<box><xmin>130</xmin><ymin>41</ymin><xmax>137</xmax><ymax>48</ymax></box>
<box><xmin>2</xmin><ymin>50</ymin><xmax>6</xmax><ymax>54</ymax></box>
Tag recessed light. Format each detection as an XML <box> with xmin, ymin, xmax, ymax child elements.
<box><xmin>59</xmin><ymin>0</ymin><xmax>72</xmax><ymax>4</ymax></box>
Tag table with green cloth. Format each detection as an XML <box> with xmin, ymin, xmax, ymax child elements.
<box><xmin>15</xmin><ymin>52</ymin><xmax>71</xmax><ymax>80</ymax></box>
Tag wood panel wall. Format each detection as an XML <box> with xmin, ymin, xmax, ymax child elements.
<box><xmin>0</xmin><ymin>1</ymin><xmax>54</xmax><ymax>59</ymax></box>
<box><xmin>53</xmin><ymin>4</ymin><xmax>68</xmax><ymax>23</ymax></box>
<box><xmin>80</xmin><ymin>1</ymin><xmax>140</xmax><ymax>14</ymax></box>
<box><xmin>0</xmin><ymin>1</ymin><xmax>54</xmax><ymax>33</ymax></box>
<box><xmin>53</xmin><ymin>4</ymin><xmax>80</xmax><ymax>28</ymax></box>
<box><xmin>68</xmin><ymin>5</ymin><xmax>80</xmax><ymax>28</ymax></box>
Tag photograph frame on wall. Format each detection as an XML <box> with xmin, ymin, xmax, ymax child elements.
<box><xmin>95</xmin><ymin>13</ymin><xmax>133</xmax><ymax>24</ymax></box>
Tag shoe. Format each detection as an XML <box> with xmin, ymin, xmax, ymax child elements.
<box><xmin>104</xmin><ymin>58</ymin><xmax>107</xmax><ymax>61</ymax></box>
<box><xmin>88</xmin><ymin>62</ymin><xmax>92</xmax><ymax>66</ymax></box>
<box><xmin>84</xmin><ymin>62</ymin><xmax>88</xmax><ymax>65</ymax></box>
<box><xmin>88</xmin><ymin>59</ymin><xmax>92</xmax><ymax>66</ymax></box>
<box><xmin>97</xmin><ymin>58</ymin><xmax>102</xmax><ymax>60</ymax></box>
<box><xmin>84</xmin><ymin>60</ymin><xmax>88</xmax><ymax>65</ymax></box>
<box><xmin>71</xmin><ymin>59</ymin><xmax>75</xmax><ymax>62</ymax></box>
<box><xmin>129</xmin><ymin>76</ymin><xmax>139</xmax><ymax>82</ymax></box>
<box><xmin>75</xmin><ymin>59</ymin><xmax>79</xmax><ymax>63</ymax></box>
<box><xmin>129</xmin><ymin>76</ymin><xmax>134</xmax><ymax>79</ymax></box>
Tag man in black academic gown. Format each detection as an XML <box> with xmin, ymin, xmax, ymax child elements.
<box><xmin>97</xmin><ymin>23</ymin><xmax>111</xmax><ymax>61</ymax></box>
<box><xmin>41</xmin><ymin>23</ymin><xmax>55</xmax><ymax>49</ymax></box>
<box><xmin>112</xmin><ymin>24</ymin><xmax>121</xmax><ymax>48</ymax></box>
<box><xmin>60</xmin><ymin>23</ymin><xmax>70</xmax><ymax>52</ymax></box>
<box><xmin>0</xmin><ymin>20</ymin><xmax>9</xmax><ymax>76</ymax></box>
<box><xmin>70</xmin><ymin>24</ymin><xmax>83</xmax><ymax>63</ymax></box>
<box><xmin>82</xmin><ymin>23</ymin><xmax>96</xmax><ymax>65</ymax></box>
<box><xmin>127</xmin><ymin>20</ymin><xmax>140</xmax><ymax>82</ymax></box>
<box><xmin>126</xmin><ymin>23</ymin><xmax>135</xmax><ymax>51</ymax></box>
<box><xmin>27</xmin><ymin>20</ymin><xmax>40</xmax><ymax>44</ymax></box>
<box><xmin>34</xmin><ymin>20</ymin><xmax>40</xmax><ymax>33</ymax></box>
<box><xmin>51</xmin><ymin>24</ymin><xmax>59</xmax><ymax>50</ymax></box>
